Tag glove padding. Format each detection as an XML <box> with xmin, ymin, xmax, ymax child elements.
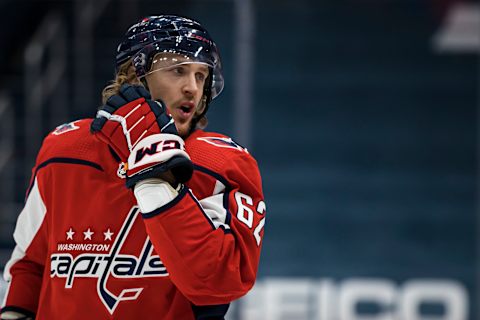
<box><xmin>91</xmin><ymin>84</ymin><xmax>193</xmax><ymax>187</ymax></box>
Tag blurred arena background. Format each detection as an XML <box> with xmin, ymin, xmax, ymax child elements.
<box><xmin>0</xmin><ymin>0</ymin><xmax>479</xmax><ymax>319</ymax></box>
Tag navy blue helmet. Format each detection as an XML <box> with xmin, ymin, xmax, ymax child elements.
<box><xmin>116</xmin><ymin>15</ymin><xmax>224</xmax><ymax>111</ymax></box>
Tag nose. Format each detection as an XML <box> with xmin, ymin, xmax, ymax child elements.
<box><xmin>182</xmin><ymin>72</ymin><xmax>199</xmax><ymax>97</ymax></box>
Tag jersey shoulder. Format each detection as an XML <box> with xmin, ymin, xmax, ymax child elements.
<box><xmin>185</xmin><ymin>130</ymin><xmax>257</xmax><ymax>176</ymax></box>
<box><xmin>36</xmin><ymin>119</ymin><xmax>106</xmax><ymax>165</ymax></box>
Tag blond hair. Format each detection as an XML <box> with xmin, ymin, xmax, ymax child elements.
<box><xmin>101</xmin><ymin>59</ymin><xmax>208</xmax><ymax>130</ymax></box>
<box><xmin>101</xmin><ymin>61</ymin><xmax>141</xmax><ymax>104</ymax></box>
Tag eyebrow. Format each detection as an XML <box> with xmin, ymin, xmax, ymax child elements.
<box><xmin>198</xmin><ymin>65</ymin><xmax>209</xmax><ymax>74</ymax></box>
<box><xmin>168</xmin><ymin>62</ymin><xmax>209</xmax><ymax>75</ymax></box>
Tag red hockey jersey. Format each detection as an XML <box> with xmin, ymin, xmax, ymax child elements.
<box><xmin>2</xmin><ymin>119</ymin><xmax>266</xmax><ymax>319</ymax></box>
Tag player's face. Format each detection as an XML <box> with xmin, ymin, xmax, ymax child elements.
<box><xmin>145</xmin><ymin>53</ymin><xmax>209</xmax><ymax>137</ymax></box>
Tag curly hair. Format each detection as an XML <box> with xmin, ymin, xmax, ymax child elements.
<box><xmin>101</xmin><ymin>61</ymin><xmax>142</xmax><ymax>104</ymax></box>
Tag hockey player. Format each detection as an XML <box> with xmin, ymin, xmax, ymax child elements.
<box><xmin>1</xmin><ymin>15</ymin><xmax>265</xmax><ymax>320</ymax></box>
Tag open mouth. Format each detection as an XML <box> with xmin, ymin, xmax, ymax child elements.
<box><xmin>175</xmin><ymin>102</ymin><xmax>195</xmax><ymax>120</ymax></box>
<box><xmin>180</xmin><ymin>105</ymin><xmax>192</xmax><ymax>113</ymax></box>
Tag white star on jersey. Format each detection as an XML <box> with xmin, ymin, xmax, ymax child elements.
<box><xmin>66</xmin><ymin>228</ymin><xmax>75</xmax><ymax>240</ymax></box>
<box><xmin>103</xmin><ymin>229</ymin><xmax>114</xmax><ymax>241</ymax></box>
<box><xmin>83</xmin><ymin>228</ymin><xmax>94</xmax><ymax>240</ymax></box>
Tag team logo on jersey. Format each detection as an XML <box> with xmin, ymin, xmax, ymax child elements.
<box><xmin>197</xmin><ymin>137</ymin><xmax>248</xmax><ymax>153</ymax></box>
<box><xmin>50</xmin><ymin>207</ymin><xmax>168</xmax><ymax>314</ymax></box>
<box><xmin>117</xmin><ymin>162</ymin><xmax>127</xmax><ymax>179</ymax></box>
<box><xmin>52</xmin><ymin>121</ymin><xmax>80</xmax><ymax>135</ymax></box>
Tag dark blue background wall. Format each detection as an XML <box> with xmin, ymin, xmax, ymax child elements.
<box><xmin>0</xmin><ymin>0</ymin><xmax>477</xmax><ymax>318</ymax></box>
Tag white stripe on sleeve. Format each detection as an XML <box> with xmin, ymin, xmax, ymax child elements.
<box><xmin>213</xmin><ymin>180</ymin><xmax>225</xmax><ymax>195</ymax></box>
<box><xmin>199</xmin><ymin>194</ymin><xmax>230</xmax><ymax>230</ymax></box>
<box><xmin>198</xmin><ymin>180</ymin><xmax>230</xmax><ymax>230</ymax></box>
<box><xmin>3</xmin><ymin>178</ymin><xmax>47</xmax><ymax>282</ymax></box>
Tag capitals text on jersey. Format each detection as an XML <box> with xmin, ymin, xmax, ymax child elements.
<box><xmin>50</xmin><ymin>207</ymin><xmax>168</xmax><ymax>314</ymax></box>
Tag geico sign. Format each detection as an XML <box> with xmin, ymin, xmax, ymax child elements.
<box><xmin>237</xmin><ymin>278</ymin><xmax>469</xmax><ymax>320</ymax></box>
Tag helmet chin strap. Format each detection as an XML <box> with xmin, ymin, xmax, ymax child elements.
<box><xmin>140</xmin><ymin>77</ymin><xmax>150</xmax><ymax>91</ymax></box>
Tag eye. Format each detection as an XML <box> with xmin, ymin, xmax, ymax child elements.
<box><xmin>171</xmin><ymin>66</ymin><xmax>185</xmax><ymax>75</ymax></box>
<box><xmin>196</xmin><ymin>72</ymin><xmax>207</xmax><ymax>82</ymax></box>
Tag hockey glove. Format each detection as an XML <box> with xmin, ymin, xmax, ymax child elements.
<box><xmin>91</xmin><ymin>84</ymin><xmax>193</xmax><ymax>187</ymax></box>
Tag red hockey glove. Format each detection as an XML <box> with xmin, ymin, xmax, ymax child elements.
<box><xmin>90</xmin><ymin>84</ymin><xmax>193</xmax><ymax>188</ymax></box>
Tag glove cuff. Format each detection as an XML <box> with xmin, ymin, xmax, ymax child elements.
<box><xmin>133</xmin><ymin>178</ymin><xmax>179</xmax><ymax>213</ymax></box>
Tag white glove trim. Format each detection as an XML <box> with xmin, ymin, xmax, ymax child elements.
<box><xmin>96</xmin><ymin>103</ymin><xmax>143</xmax><ymax>151</ymax></box>
<box><xmin>127</xmin><ymin>134</ymin><xmax>189</xmax><ymax>174</ymax></box>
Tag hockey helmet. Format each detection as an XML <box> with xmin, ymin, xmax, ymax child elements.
<box><xmin>115</xmin><ymin>15</ymin><xmax>224</xmax><ymax>114</ymax></box>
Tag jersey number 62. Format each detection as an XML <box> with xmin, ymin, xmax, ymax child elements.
<box><xmin>234</xmin><ymin>191</ymin><xmax>266</xmax><ymax>246</ymax></box>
